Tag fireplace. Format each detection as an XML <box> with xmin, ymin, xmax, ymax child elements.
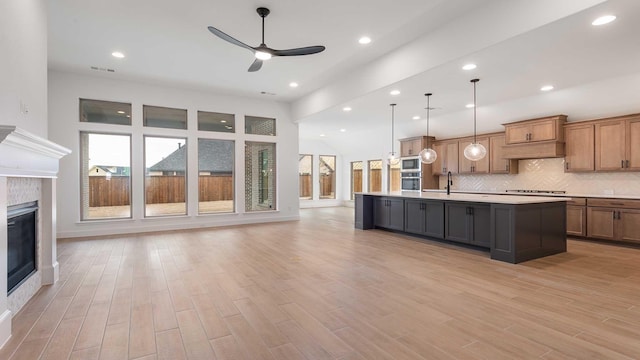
<box><xmin>7</xmin><ymin>201</ymin><xmax>38</xmax><ymax>294</ymax></box>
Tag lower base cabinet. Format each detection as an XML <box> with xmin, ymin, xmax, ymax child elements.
<box><xmin>587</xmin><ymin>205</ymin><xmax>640</xmax><ymax>243</ymax></box>
<box><xmin>373</xmin><ymin>197</ymin><xmax>405</xmax><ymax>231</ymax></box>
<box><xmin>444</xmin><ymin>203</ymin><xmax>490</xmax><ymax>247</ymax></box>
<box><xmin>404</xmin><ymin>199</ymin><xmax>444</xmax><ymax>238</ymax></box>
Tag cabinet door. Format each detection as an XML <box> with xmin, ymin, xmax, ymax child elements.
<box><xmin>458</xmin><ymin>139</ymin><xmax>474</xmax><ymax>174</ymax></box>
<box><xmin>445</xmin><ymin>142</ymin><xmax>459</xmax><ymax>174</ymax></box>
<box><xmin>387</xmin><ymin>198</ymin><xmax>405</xmax><ymax>231</ymax></box>
<box><xmin>424</xmin><ymin>201</ymin><xmax>444</xmax><ymax>238</ymax></box>
<box><xmin>627</xmin><ymin>118</ymin><xmax>640</xmax><ymax>170</ymax></box>
<box><xmin>566</xmin><ymin>205</ymin><xmax>586</xmax><ymax>236</ymax></box>
<box><xmin>373</xmin><ymin>198</ymin><xmax>389</xmax><ymax>228</ymax></box>
<box><xmin>505</xmin><ymin>123</ymin><xmax>531</xmax><ymax>144</ymax></box>
<box><xmin>587</xmin><ymin>207</ymin><xmax>616</xmax><ymax>240</ymax></box>
<box><xmin>404</xmin><ymin>200</ymin><xmax>425</xmax><ymax>235</ymax></box>
<box><xmin>618</xmin><ymin>209</ymin><xmax>640</xmax><ymax>243</ymax></box>
<box><xmin>470</xmin><ymin>205</ymin><xmax>491</xmax><ymax>247</ymax></box>
<box><xmin>565</xmin><ymin>125</ymin><xmax>594</xmax><ymax>172</ymax></box>
<box><xmin>400</xmin><ymin>141</ymin><xmax>412</xmax><ymax>157</ymax></box>
<box><xmin>472</xmin><ymin>138</ymin><xmax>490</xmax><ymax>173</ymax></box>
<box><xmin>529</xmin><ymin>119</ymin><xmax>556</xmax><ymax>142</ymax></box>
<box><xmin>489</xmin><ymin>135</ymin><xmax>517</xmax><ymax>174</ymax></box>
<box><xmin>595</xmin><ymin>121</ymin><xmax>626</xmax><ymax>171</ymax></box>
<box><xmin>445</xmin><ymin>203</ymin><xmax>470</xmax><ymax>243</ymax></box>
<box><xmin>432</xmin><ymin>143</ymin><xmax>445</xmax><ymax>175</ymax></box>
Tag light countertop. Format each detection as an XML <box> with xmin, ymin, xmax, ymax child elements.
<box><xmin>420</xmin><ymin>189</ymin><xmax>640</xmax><ymax>200</ymax></box>
<box><xmin>358</xmin><ymin>191</ymin><xmax>569</xmax><ymax>204</ymax></box>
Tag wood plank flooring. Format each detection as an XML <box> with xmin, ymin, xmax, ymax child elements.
<box><xmin>2</xmin><ymin>207</ymin><xmax>640</xmax><ymax>359</ymax></box>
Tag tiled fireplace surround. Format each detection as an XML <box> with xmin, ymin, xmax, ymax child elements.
<box><xmin>0</xmin><ymin>126</ymin><xmax>70</xmax><ymax>348</ymax></box>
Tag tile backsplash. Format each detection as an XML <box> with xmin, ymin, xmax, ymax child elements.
<box><xmin>439</xmin><ymin>158</ymin><xmax>640</xmax><ymax>196</ymax></box>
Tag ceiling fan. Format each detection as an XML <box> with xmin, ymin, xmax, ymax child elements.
<box><xmin>207</xmin><ymin>7</ymin><xmax>326</xmax><ymax>72</ymax></box>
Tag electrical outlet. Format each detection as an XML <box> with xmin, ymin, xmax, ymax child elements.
<box><xmin>20</xmin><ymin>101</ymin><xmax>29</xmax><ymax>115</ymax></box>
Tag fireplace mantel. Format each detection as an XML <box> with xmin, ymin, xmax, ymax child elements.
<box><xmin>0</xmin><ymin>125</ymin><xmax>71</xmax><ymax>178</ymax></box>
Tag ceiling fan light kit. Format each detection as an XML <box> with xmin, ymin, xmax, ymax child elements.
<box><xmin>208</xmin><ymin>7</ymin><xmax>326</xmax><ymax>72</ymax></box>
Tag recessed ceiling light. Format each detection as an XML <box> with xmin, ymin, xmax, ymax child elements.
<box><xmin>289</xmin><ymin>82</ymin><xmax>299</xmax><ymax>88</ymax></box>
<box><xmin>390</xmin><ymin>90</ymin><xmax>400</xmax><ymax>96</ymax></box>
<box><xmin>117</xmin><ymin>110</ymin><xmax>125</xmax><ymax>114</ymax></box>
<box><xmin>412</xmin><ymin>116</ymin><xmax>420</xmax><ymax>120</ymax></box>
<box><xmin>111</xmin><ymin>51</ymin><xmax>125</xmax><ymax>58</ymax></box>
<box><xmin>220</xmin><ymin>120</ymin><xmax>227</xmax><ymax>123</ymax></box>
<box><xmin>319</xmin><ymin>133</ymin><xmax>326</xmax><ymax>137</ymax></box>
<box><xmin>358</xmin><ymin>36</ymin><xmax>371</xmax><ymax>44</ymax></box>
<box><xmin>462</xmin><ymin>63</ymin><xmax>477</xmax><ymax>70</ymax></box>
<box><xmin>592</xmin><ymin>15</ymin><xmax>616</xmax><ymax>26</ymax></box>
<box><xmin>340</xmin><ymin>128</ymin><xmax>347</xmax><ymax>132</ymax></box>
<box><xmin>343</xmin><ymin>107</ymin><xmax>352</xmax><ymax>112</ymax></box>
<box><xmin>540</xmin><ymin>85</ymin><xmax>554</xmax><ymax>91</ymax></box>
<box><xmin>465</xmin><ymin>103</ymin><xmax>475</xmax><ymax>108</ymax></box>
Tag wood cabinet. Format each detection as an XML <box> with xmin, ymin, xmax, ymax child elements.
<box><xmin>404</xmin><ymin>199</ymin><xmax>444</xmax><ymax>238</ymax></box>
<box><xmin>458</xmin><ymin>137</ymin><xmax>490</xmax><ymax>174</ymax></box>
<box><xmin>432</xmin><ymin>141</ymin><xmax>459</xmax><ymax>175</ymax></box>
<box><xmin>505</xmin><ymin>115</ymin><xmax>565</xmax><ymax>144</ymax></box>
<box><xmin>489</xmin><ymin>134</ymin><xmax>518</xmax><ymax>174</ymax></box>
<box><xmin>373</xmin><ymin>197</ymin><xmax>404</xmax><ymax>231</ymax></box>
<box><xmin>595</xmin><ymin>115</ymin><xmax>640</xmax><ymax>171</ymax></box>
<box><xmin>566</xmin><ymin>198</ymin><xmax>586</xmax><ymax>236</ymax></box>
<box><xmin>564</xmin><ymin>124</ymin><xmax>594</xmax><ymax>172</ymax></box>
<box><xmin>444</xmin><ymin>202</ymin><xmax>490</xmax><ymax>247</ymax></box>
<box><xmin>587</xmin><ymin>198</ymin><xmax>640</xmax><ymax>243</ymax></box>
<box><xmin>400</xmin><ymin>137</ymin><xmax>423</xmax><ymax>157</ymax></box>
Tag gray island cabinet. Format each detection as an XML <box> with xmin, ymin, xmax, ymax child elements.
<box><xmin>355</xmin><ymin>192</ymin><xmax>568</xmax><ymax>264</ymax></box>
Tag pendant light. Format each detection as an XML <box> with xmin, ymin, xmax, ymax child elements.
<box><xmin>387</xmin><ymin>104</ymin><xmax>400</xmax><ymax>165</ymax></box>
<box><xmin>418</xmin><ymin>93</ymin><xmax>437</xmax><ymax>164</ymax></box>
<box><xmin>463</xmin><ymin>78</ymin><xmax>487</xmax><ymax>161</ymax></box>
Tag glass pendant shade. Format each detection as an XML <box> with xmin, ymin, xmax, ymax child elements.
<box><xmin>464</xmin><ymin>79</ymin><xmax>486</xmax><ymax>161</ymax></box>
<box><xmin>463</xmin><ymin>142</ymin><xmax>487</xmax><ymax>161</ymax></box>
<box><xmin>418</xmin><ymin>148</ymin><xmax>437</xmax><ymax>164</ymax></box>
<box><xmin>388</xmin><ymin>151</ymin><xmax>400</xmax><ymax>165</ymax></box>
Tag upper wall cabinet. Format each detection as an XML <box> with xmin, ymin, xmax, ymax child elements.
<box><xmin>489</xmin><ymin>134</ymin><xmax>518</xmax><ymax>174</ymax></box>
<box><xmin>595</xmin><ymin>114</ymin><xmax>640</xmax><ymax>171</ymax></box>
<box><xmin>400</xmin><ymin>137</ymin><xmax>423</xmax><ymax>157</ymax></box>
<box><xmin>432</xmin><ymin>140</ymin><xmax>459</xmax><ymax>175</ymax></box>
<box><xmin>502</xmin><ymin>115</ymin><xmax>567</xmax><ymax>159</ymax></box>
<box><xmin>564</xmin><ymin>123</ymin><xmax>594</xmax><ymax>172</ymax></box>
<box><xmin>458</xmin><ymin>137</ymin><xmax>490</xmax><ymax>174</ymax></box>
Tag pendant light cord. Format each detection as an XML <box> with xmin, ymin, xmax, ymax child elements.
<box><xmin>425</xmin><ymin>93</ymin><xmax>432</xmax><ymax>147</ymax></box>
<box><xmin>471</xmin><ymin>79</ymin><xmax>479</xmax><ymax>144</ymax></box>
<box><xmin>390</xmin><ymin>104</ymin><xmax>396</xmax><ymax>154</ymax></box>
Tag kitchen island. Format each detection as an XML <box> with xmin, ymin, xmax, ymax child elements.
<box><xmin>355</xmin><ymin>191</ymin><xmax>569</xmax><ymax>263</ymax></box>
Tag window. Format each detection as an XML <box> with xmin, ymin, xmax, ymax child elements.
<box><xmin>198</xmin><ymin>111</ymin><xmax>235</xmax><ymax>133</ymax></box>
<box><xmin>80</xmin><ymin>132</ymin><xmax>131</xmax><ymax>220</ymax></box>
<box><xmin>388</xmin><ymin>161</ymin><xmax>401</xmax><ymax>191</ymax></box>
<box><xmin>245</xmin><ymin>115</ymin><xmax>275</xmax><ymax>136</ymax></box>
<box><xmin>368</xmin><ymin>160</ymin><xmax>382</xmax><ymax>192</ymax></box>
<box><xmin>143</xmin><ymin>105</ymin><xmax>187</xmax><ymax>129</ymax></box>
<box><xmin>350</xmin><ymin>161</ymin><xmax>363</xmax><ymax>200</ymax></box>
<box><xmin>319</xmin><ymin>155</ymin><xmax>336</xmax><ymax>199</ymax></box>
<box><xmin>80</xmin><ymin>99</ymin><xmax>131</xmax><ymax>125</ymax></box>
<box><xmin>198</xmin><ymin>139</ymin><xmax>234</xmax><ymax>214</ymax></box>
<box><xmin>245</xmin><ymin>142</ymin><xmax>276</xmax><ymax>211</ymax></box>
<box><xmin>299</xmin><ymin>154</ymin><xmax>313</xmax><ymax>200</ymax></box>
<box><xmin>144</xmin><ymin>136</ymin><xmax>187</xmax><ymax>216</ymax></box>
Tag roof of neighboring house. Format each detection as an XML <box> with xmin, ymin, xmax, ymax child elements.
<box><xmin>149</xmin><ymin>140</ymin><xmax>233</xmax><ymax>172</ymax></box>
<box><xmin>90</xmin><ymin>165</ymin><xmax>130</xmax><ymax>175</ymax></box>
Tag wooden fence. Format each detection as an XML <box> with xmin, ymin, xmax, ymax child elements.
<box><xmin>299</xmin><ymin>174</ymin><xmax>312</xmax><ymax>197</ymax></box>
<box><xmin>89</xmin><ymin>175</ymin><xmax>233</xmax><ymax>206</ymax></box>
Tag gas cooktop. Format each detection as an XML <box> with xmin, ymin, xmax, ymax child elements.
<box><xmin>505</xmin><ymin>189</ymin><xmax>566</xmax><ymax>194</ymax></box>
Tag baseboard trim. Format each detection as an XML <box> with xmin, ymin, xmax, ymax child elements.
<box><xmin>0</xmin><ymin>309</ymin><xmax>12</xmax><ymax>350</ymax></box>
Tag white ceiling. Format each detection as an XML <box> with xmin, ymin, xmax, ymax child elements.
<box><xmin>48</xmin><ymin>0</ymin><xmax>640</xmax><ymax>156</ymax></box>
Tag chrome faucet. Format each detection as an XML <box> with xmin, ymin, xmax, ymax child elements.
<box><xmin>446</xmin><ymin>171</ymin><xmax>453</xmax><ymax>195</ymax></box>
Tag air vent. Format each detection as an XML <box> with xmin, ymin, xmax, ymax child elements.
<box><xmin>260</xmin><ymin>91</ymin><xmax>276</xmax><ymax>96</ymax></box>
<box><xmin>90</xmin><ymin>66</ymin><xmax>115</xmax><ymax>73</ymax></box>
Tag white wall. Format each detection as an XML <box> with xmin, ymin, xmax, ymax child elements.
<box><xmin>48</xmin><ymin>71</ymin><xmax>300</xmax><ymax>238</ymax></box>
<box><xmin>0</xmin><ymin>0</ymin><xmax>48</xmax><ymax>136</ymax></box>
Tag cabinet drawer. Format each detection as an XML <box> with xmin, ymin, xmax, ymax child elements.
<box><xmin>587</xmin><ymin>198</ymin><xmax>640</xmax><ymax>209</ymax></box>
<box><xmin>566</xmin><ymin>197</ymin><xmax>586</xmax><ymax>206</ymax></box>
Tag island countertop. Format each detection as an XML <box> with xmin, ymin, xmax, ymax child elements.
<box><xmin>357</xmin><ymin>191</ymin><xmax>570</xmax><ymax>204</ymax></box>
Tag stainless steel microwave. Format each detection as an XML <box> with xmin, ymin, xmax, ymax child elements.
<box><xmin>401</xmin><ymin>157</ymin><xmax>421</xmax><ymax>172</ymax></box>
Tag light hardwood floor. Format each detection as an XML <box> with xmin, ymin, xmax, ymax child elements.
<box><xmin>2</xmin><ymin>207</ymin><xmax>640</xmax><ymax>359</ymax></box>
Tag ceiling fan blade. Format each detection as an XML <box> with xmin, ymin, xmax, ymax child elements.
<box><xmin>248</xmin><ymin>58</ymin><xmax>263</xmax><ymax>72</ymax></box>
<box><xmin>272</xmin><ymin>46</ymin><xmax>325</xmax><ymax>56</ymax></box>
<box><xmin>207</xmin><ymin>26</ymin><xmax>255</xmax><ymax>52</ymax></box>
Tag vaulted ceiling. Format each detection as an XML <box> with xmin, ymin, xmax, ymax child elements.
<box><xmin>49</xmin><ymin>0</ymin><xmax>640</xmax><ymax>155</ymax></box>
